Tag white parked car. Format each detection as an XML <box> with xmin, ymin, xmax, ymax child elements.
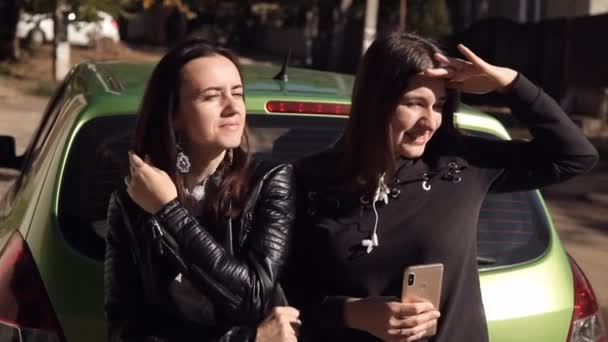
<box><xmin>17</xmin><ymin>10</ymin><xmax>120</xmax><ymax>47</ymax></box>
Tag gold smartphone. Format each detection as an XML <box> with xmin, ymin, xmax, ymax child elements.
<box><xmin>401</xmin><ymin>263</ymin><xmax>444</xmax><ymax>337</ymax></box>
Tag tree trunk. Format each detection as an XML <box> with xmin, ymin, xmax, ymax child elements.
<box><xmin>53</xmin><ymin>1</ymin><xmax>71</xmax><ymax>81</ymax></box>
<box><xmin>0</xmin><ymin>0</ymin><xmax>22</xmax><ymax>61</ymax></box>
<box><xmin>313</xmin><ymin>0</ymin><xmax>338</xmax><ymax>70</ymax></box>
<box><xmin>327</xmin><ymin>0</ymin><xmax>353</xmax><ymax>71</ymax></box>
<box><xmin>361</xmin><ymin>0</ymin><xmax>379</xmax><ymax>54</ymax></box>
<box><xmin>399</xmin><ymin>0</ymin><xmax>407</xmax><ymax>31</ymax></box>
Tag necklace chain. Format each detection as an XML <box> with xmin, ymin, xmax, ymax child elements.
<box><xmin>184</xmin><ymin>177</ymin><xmax>208</xmax><ymax>201</ymax></box>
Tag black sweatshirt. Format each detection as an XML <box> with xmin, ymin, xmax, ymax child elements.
<box><xmin>283</xmin><ymin>74</ymin><xmax>598</xmax><ymax>341</ymax></box>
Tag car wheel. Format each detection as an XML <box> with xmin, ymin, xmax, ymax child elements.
<box><xmin>28</xmin><ymin>29</ymin><xmax>46</xmax><ymax>48</ymax></box>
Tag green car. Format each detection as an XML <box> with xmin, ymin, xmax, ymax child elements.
<box><xmin>0</xmin><ymin>61</ymin><xmax>605</xmax><ymax>342</ymax></box>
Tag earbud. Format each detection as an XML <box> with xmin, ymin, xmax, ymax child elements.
<box><xmin>374</xmin><ymin>173</ymin><xmax>390</xmax><ymax>204</ymax></box>
<box><xmin>362</xmin><ymin>173</ymin><xmax>389</xmax><ymax>254</ymax></box>
<box><xmin>374</xmin><ymin>188</ymin><xmax>389</xmax><ymax>204</ymax></box>
<box><xmin>361</xmin><ymin>232</ymin><xmax>379</xmax><ymax>254</ymax></box>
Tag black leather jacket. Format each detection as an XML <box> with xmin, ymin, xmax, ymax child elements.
<box><xmin>104</xmin><ymin>162</ymin><xmax>295</xmax><ymax>342</ymax></box>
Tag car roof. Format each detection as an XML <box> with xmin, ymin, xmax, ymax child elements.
<box><xmin>68</xmin><ymin>61</ymin><xmax>508</xmax><ymax>138</ymax></box>
<box><xmin>70</xmin><ymin>61</ymin><xmax>353</xmax><ymax>111</ymax></box>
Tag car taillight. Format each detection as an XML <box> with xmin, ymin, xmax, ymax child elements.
<box><xmin>266</xmin><ymin>101</ymin><xmax>351</xmax><ymax>115</ymax></box>
<box><xmin>567</xmin><ymin>256</ymin><xmax>606</xmax><ymax>342</ymax></box>
<box><xmin>0</xmin><ymin>232</ymin><xmax>65</xmax><ymax>341</ymax></box>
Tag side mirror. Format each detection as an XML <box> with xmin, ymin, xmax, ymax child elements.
<box><xmin>0</xmin><ymin>136</ymin><xmax>24</xmax><ymax>170</ymax></box>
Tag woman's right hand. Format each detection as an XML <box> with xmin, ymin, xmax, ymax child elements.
<box><xmin>255</xmin><ymin>306</ymin><xmax>301</xmax><ymax>342</ymax></box>
<box><xmin>423</xmin><ymin>44</ymin><xmax>518</xmax><ymax>95</ymax></box>
<box><xmin>344</xmin><ymin>297</ymin><xmax>440</xmax><ymax>341</ymax></box>
<box><xmin>125</xmin><ymin>151</ymin><xmax>177</xmax><ymax>214</ymax></box>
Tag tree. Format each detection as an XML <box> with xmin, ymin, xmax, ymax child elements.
<box><xmin>406</xmin><ymin>0</ymin><xmax>451</xmax><ymax>41</ymax></box>
<box><xmin>24</xmin><ymin>0</ymin><xmax>124</xmax><ymax>20</ymax></box>
<box><xmin>0</xmin><ymin>0</ymin><xmax>24</xmax><ymax>60</ymax></box>
<box><xmin>0</xmin><ymin>0</ymin><xmax>128</xmax><ymax>61</ymax></box>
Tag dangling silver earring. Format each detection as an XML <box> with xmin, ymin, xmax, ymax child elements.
<box><xmin>226</xmin><ymin>149</ymin><xmax>234</xmax><ymax>167</ymax></box>
<box><xmin>176</xmin><ymin>144</ymin><xmax>191</xmax><ymax>173</ymax></box>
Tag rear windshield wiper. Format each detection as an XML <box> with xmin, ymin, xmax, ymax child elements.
<box><xmin>477</xmin><ymin>256</ymin><xmax>497</xmax><ymax>266</ymax></box>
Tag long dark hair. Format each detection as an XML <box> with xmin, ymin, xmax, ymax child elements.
<box><xmin>336</xmin><ymin>32</ymin><xmax>460</xmax><ymax>193</ymax></box>
<box><xmin>133</xmin><ymin>38</ymin><xmax>250</xmax><ymax>220</ymax></box>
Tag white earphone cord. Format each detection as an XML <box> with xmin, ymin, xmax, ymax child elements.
<box><xmin>361</xmin><ymin>173</ymin><xmax>387</xmax><ymax>253</ymax></box>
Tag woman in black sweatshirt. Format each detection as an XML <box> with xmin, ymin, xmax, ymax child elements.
<box><xmin>283</xmin><ymin>32</ymin><xmax>598</xmax><ymax>341</ymax></box>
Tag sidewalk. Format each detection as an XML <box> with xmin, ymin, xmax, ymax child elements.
<box><xmin>0</xmin><ymin>77</ymin><xmax>48</xmax><ymax>152</ymax></box>
<box><xmin>0</xmin><ymin>78</ymin><xmax>48</xmax><ymax>194</ymax></box>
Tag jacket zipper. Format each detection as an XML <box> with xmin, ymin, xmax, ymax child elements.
<box><xmin>151</xmin><ymin>219</ymin><xmax>241</xmax><ymax>307</ymax></box>
<box><xmin>191</xmin><ymin>264</ymin><xmax>241</xmax><ymax>307</ymax></box>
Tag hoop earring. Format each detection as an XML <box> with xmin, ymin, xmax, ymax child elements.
<box><xmin>176</xmin><ymin>143</ymin><xmax>191</xmax><ymax>173</ymax></box>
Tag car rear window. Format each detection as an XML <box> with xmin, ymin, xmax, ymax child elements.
<box><xmin>58</xmin><ymin>114</ymin><xmax>550</xmax><ymax>267</ymax></box>
<box><xmin>477</xmin><ymin>191</ymin><xmax>550</xmax><ymax>268</ymax></box>
<box><xmin>465</xmin><ymin>130</ymin><xmax>550</xmax><ymax>268</ymax></box>
<box><xmin>247</xmin><ymin>114</ymin><xmax>345</xmax><ymax>162</ymax></box>
<box><xmin>57</xmin><ymin>114</ymin><xmax>346</xmax><ymax>260</ymax></box>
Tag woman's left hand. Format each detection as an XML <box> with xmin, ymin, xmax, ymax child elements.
<box><xmin>124</xmin><ymin>151</ymin><xmax>177</xmax><ymax>214</ymax></box>
<box><xmin>256</xmin><ymin>306</ymin><xmax>301</xmax><ymax>342</ymax></box>
<box><xmin>424</xmin><ymin>44</ymin><xmax>518</xmax><ymax>94</ymax></box>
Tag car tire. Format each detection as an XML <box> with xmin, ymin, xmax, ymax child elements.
<box><xmin>28</xmin><ymin>29</ymin><xmax>46</xmax><ymax>48</ymax></box>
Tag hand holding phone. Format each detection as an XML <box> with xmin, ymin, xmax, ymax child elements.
<box><xmin>401</xmin><ymin>263</ymin><xmax>444</xmax><ymax>337</ymax></box>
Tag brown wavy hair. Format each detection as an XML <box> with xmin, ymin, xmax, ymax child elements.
<box><xmin>336</xmin><ymin>32</ymin><xmax>460</xmax><ymax>193</ymax></box>
<box><xmin>133</xmin><ymin>38</ymin><xmax>250</xmax><ymax>220</ymax></box>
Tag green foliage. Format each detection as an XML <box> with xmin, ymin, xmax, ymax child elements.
<box><xmin>0</xmin><ymin>62</ymin><xmax>12</xmax><ymax>76</ymax></box>
<box><xmin>23</xmin><ymin>0</ymin><xmax>126</xmax><ymax>19</ymax></box>
<box><xmin>23</xmin><ymin>0</ymin><xmax>56</xmax><ymax>13</ymax></box>
<box><xmin>76</xmin><ymin>0</ymin><xmax>124</xmax><ymax>18</ymax></box>
<box><xmin>407</xmin><ymin>0</ymin><xmax>452</xmax><ymax>41</ymax></box>
<box><xmin>378</xmin><ymin>0</ymin><xmax>451</xmax><ymax>41</ymax></box>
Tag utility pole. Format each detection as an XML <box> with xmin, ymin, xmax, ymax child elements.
<box><xmin>328</xmin><ymin>0</ymin><xmax>353</xmax><ymax>70</ymax></box>
<box><xmin>399</xmin><ymin>0</ymin><xmax>407</xmax><ymax>31</ymax></box>
<box><xmin>361</xmin><ymin>0</ymin><xmax>379</xmax><ymax>55</ymax></box>
<box><xmin>53</xmin><ymin>1</ymin><xmax>70</xmax><ymax>81</ymax></box>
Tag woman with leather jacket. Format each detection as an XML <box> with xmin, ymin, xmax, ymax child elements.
<box><xmin>104</xmin><ymin>39</ymin><xmax>299</xmax><ymax>342</ymax></box>
<box><xmin>283</xmin><ymin>32</ymin><xmax>599</xmax><ymax>341</ymax></box>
